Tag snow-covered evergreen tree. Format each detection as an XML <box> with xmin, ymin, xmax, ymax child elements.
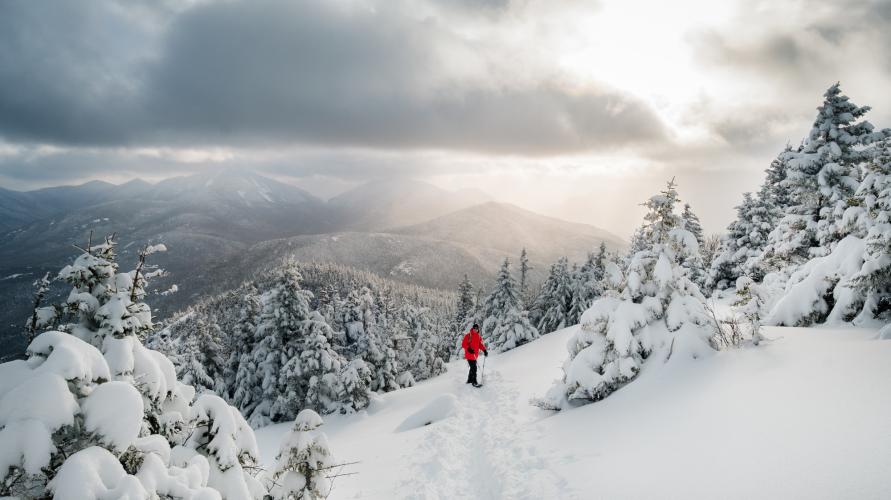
<box><xmin>289</xmin><ymin>313</ymin><xmax>346</xmax><ymax>416</ymax></box>
<box><xmin>533</xmin><ymin>257</ymin><xmax>574</xmax><ymax>334</ymax></box>
<box><xmin>519</xmin><ymin>247</ymin><xmax>532</xmax><ymax>307</ymax></box>
<box><xmin>228</xmin><ymin>289</ymin><xmax>261</xmax><ymax>400</ymax></box>
<box><xmin>540</xmin><ymin>179</ymin><xmax>714</xmax><ymax>408</ymax></box>
<box><xmin>700</xmin><ymin>233</ymin><xmax>722</xmax><ymax>276</ymax></box>
<box><xmin>267</xmin><ymin>409</ymin><xmax>337</xmax><ymax>500</ymax></box>
<box><xmin>24</xmin><ymin>272</ymin><xmax>56</xmax><ymax>348</ymax></box>
<box><xmin>454</xmin><ymin>274</ymin><xmax>475</xmax><ymax>332</ymax></box>
<box><xmin>249</xmin><ymin>266</ymin><xmax>312</xmax><ymax>426</ymax></box>
<box><xmin>708</xmin><ymin>192</ymin><xmax>777</xmax><ymax>289</ymax></box>
<box><xmin>682</xmin><ymin>203</ymin><xmax>704</xmax><ymax>247</ymax></box>
<box><xmin>251</xmin><ymin>266</ymin><xmax>351</xmax><ymax>425</ymax></box>
<box><xmin>483</xmin><ymin>259</ymin><xmax>539</xmax><ymax>351</ymax></box>
<box><xmin>341</xmin><ymin>287</ymin><xmax>379</xmax><ymax>357</ymax></box>
<box><xmin>626</xmin><ymin>225</ymin><xmax>648</xmax><ymax>263</ymax></box>
<box><xmin>762</xmin><ymin>146</ymin><xmax>794</xmax><ymax>210</ymax></box>
<box><xmin>0</xmin><ymin>237</ymin><xmax>265</xmax><ymax>499</ymax></box>
<box><xmin>571</xmin><ymin>243</ymin><xmax>608</xmax><ymax>322</ymax></box>
<box><xmin>763</xmin><ymin>83</ymin><xmax>888</xmax><ymax>269</ymax></box>
<box><xmin>178</xmin><ymin>315</ymin><xmax>226</xmax><ymax>395</ymax></box>
<box><xmin>767</xmin><ymin>138</ymin><xmax>891</xmax><ymax>326</ymax></box>
<box><xmin>368</xmin><ymin>334</ymin><xmax>401</xmax><ymax>393</ymax></box>
<box><xmin>339</xmin><ymin>358</ymin><xmax>373</xmax><ymax>413</ymax></box>
<box><xmin>852</xmin><ymin>140</ymin><xmax>891</xmax><ymax>321</ymax></box>
<box><xmin>405</xmin><ymin>306</ymin><xmax>447</xmax><ymax>380</ymax></box>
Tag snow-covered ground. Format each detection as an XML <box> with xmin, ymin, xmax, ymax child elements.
<box><xmin>256</xmin><ymin>325</ymin><xmax>891</xmax><ymax>499</ymax></box>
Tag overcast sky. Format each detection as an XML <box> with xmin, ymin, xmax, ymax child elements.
<box><xmin>1</xmin><ymin>0</ymin><xmax>890</xmax><ymax>236</ymax></box>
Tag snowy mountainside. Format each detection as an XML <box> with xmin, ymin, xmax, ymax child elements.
<box><xmin>0</xmin><ymin>180</ymin><xmax>134</xmax><ymax>231</ymax></box>
<box><xmin>229</xmin><ymin>232</ymin><xmax>507</xmax><ymax>291</ymax></box>
<box><xmin>150</xmin><ymin>169</ymin><xmax>320</xmax><ymax>207</ymax></box>
<box><xmin>240</xmin><ymin>202</ymin><xmax>627</xmax><ymax>293</ymax></box>
<box><xmin>255</xmin><ymin>324</ymin><xmax>891</xmax><ymax>499</ymax></box>
<box><xmin>391</xmin><ymin>201</ymin><xmax>626</xmax><ymax>267</ymax></box>
<box><xmin>0</xmin><ymin>171</ymin><xmax>333</xmax><ymax>360</ymax></box>
<box><xmin>0</xmin><ymin>174</ymin><xmax>621</xmax><ymax>361</ymax></box>
<box><xmin>392</xmin><ymin>201</ymin><xmax>626</xmax><ymax>260</ymax></box>
<box><xmin>328</xmin><ymin>178</ymin><xmax>490</xmax><ymax>230</ymax></box>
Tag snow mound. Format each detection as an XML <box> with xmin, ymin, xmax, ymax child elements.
<box><xmin>28</xmin><ymin>330</ymin><xmax>110</xmax><ymax>383</ymax></box>
<box><xmin>395</xmin><ymin>393</ymin><xmax>458</xmax><ymax>432</ymax></box>
<box><xmin>50</xmin><ymin>447</ymin><xmax>147</xmax><ymax>500</ymax></box>
<box><xmin>767</xmin><ymin>235</ymin><xmax>867</xmax><ymax>326</ymax></box>
<box><xmin>293</xmin><ymin>408</ymin><xmax>324</xmax><ymax>431</ymax></box>
<box><xmin>82</xmin><ymin>382</ymin><xmax>144</xmax><ymax>452</ymax></box>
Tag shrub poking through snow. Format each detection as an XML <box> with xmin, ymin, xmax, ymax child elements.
<box><xmin>267</xmin><ymin>409</ymin><xmax>338</xmax><ymax>500</ymax></box>
<box><xmin>0</xmin><ymin>235</ymin><xmax>266</xmax><ymax>499</ymax></box>
<box><xmin>538</xmin><ymin>179</ymin><xmax>716</xmax><ymax>409</ymax></box>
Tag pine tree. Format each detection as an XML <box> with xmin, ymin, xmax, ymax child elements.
<box><xmin>762</xmin><ymin>146</ymin><xmax>794</xmax><ymax>210</ymax></box>
<box><xmin>700</xmin><ymin>234</ymin><xmax>722</xmax><ymax>276</ymax></box>
<box><xmin>764</xmin><ymin>83</ymin><xmax>888</xmax><ymax>269</ymax></box>
<box><xmin>454</xmin><ymin>274</ymin><xmax>475</xmax><ymax>331</ymax></box>
<box><xmin>297</xmin><ymin>314</ymin><xmax>346</xmax><ymax>415</ymax></box>
<box><xmin>178</xmin><ymin>316</ymin><xmax>225</xmax><ymax>395</ymax></box>
<box><xmin>268</xmin><ymin>409</ymin><xmax>337</xmax><ymax>500</ymax></box>
<box><xmin>483</xmin><ymin>259</ymin><xmax>539</xmax><ymax>351</ymax></box>
<box><xmin>368</xmin><ymin>335</ymin><xmax>401</xmax><ymax>393</ymax></box>
<box><xmin>519</xmin><ymin>247</ymin><xmax>532</xmax><ymax>307</ymax></box>
<box><xmin>231</xmin><ymin>294</ymin><xmax>265</xmax><ymax>418</ymax></box>
<box><xmin>567</xmin><ymin>264</ymin><xmax>590</xmax><ymax>325</ymax></box>
<box><xmin>682</xmin><ymin>203</ymin><xmax>704</xmax><ymax>247</ymax></box>
<box><xmin>249</xmin><ymin>266</ymin><xmax>312</xmax><ymax>425</ymax></box>
<box><xmin>627</xmin><ymin>225</ymin><xmax>647</xmax><ymax>262</ymax></box>
<box><xmin>852</xmin><ymin>140</ymin><xmax>891</xmax><ymax>321</ymax></box>
<box><xmin>339</xmin><ymin>358</ymin><xmax>372</xmax><ymax>413</ymax></box>
<box><xmin>533</xmin><ymin>257</ymin><xmax>574</xmax><ymax>334</ymax></box>
<box><xmin>405</xmin><ymin>306</ymin><xmax>447</xmax><ymax>380</ymax></box>
<box><xmin>573</xmin><ymin>243</ymin><xmax>608</xmax><ymax>315</ymax></box>
<box><xmin>708</xmin><ymin>192</ymin><xmax>777</xmax><ymax>289</ymax></box>
<box><xmin>341</xmin><ymin>287</ymin><xmax>379</xmax><ymax>357</ymax></box>
<box><xmin>25</xmin><ymin>272</ymin><xmax>56</xmax><ymax>350</ymax></box>
<box><xmin>542</xmin><ymin>179</ymin><xmax>713</xmax><ymax>408</ymax></box>
<box><xmin>1</xmin><ymin>237</ymin><xmax>264</xmax><ymax>498</ymax></box>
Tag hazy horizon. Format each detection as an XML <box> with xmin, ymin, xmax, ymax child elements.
<box><xmin>2</xmin><ymin>0</ymin><xmax>890</xmax><ymax>236</ymax></box>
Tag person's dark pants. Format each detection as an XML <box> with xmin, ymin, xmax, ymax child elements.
<box><xmin>466</xmin><ymin>359</ymin><xmax>478</xmax><ymax>384</ymax></box>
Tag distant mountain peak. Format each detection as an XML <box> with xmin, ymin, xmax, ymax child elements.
<box><xmin>153</xmin><ymin>170</ymin><xmax>322</xmax><ymax>206</ymax></box>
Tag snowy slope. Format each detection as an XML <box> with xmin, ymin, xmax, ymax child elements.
<box><xmin>391</xmin><ymin>201</ymin><xmax>627</xmax><ymax>262</ymax></box>
<box><xmin>328</xmin><ymin>178</ymin><xmax>489</xmax><ymax>231</ymax></box>
<box><xmin>255</xmin><ymin>325</ymin><xmax>891</xmax><ymax>499</ymax></box>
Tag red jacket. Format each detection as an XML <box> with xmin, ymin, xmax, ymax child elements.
<box><xmin>462</xmin><ymin>328</ymin><xmax>487</xmax><ymax>361</ymax></box>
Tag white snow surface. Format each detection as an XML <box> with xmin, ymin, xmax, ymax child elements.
<box><xmin>255</xmin><ymin>324</ymin><xmax>891</xmax><ymax>499</ymax></box>
<box><xmin>82</xmin><ymin>382</ymin><xmax>144</xmax><ymax>452</ymax></box>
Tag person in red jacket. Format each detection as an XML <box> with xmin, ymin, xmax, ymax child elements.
<box><xmin>462</xmin><ymin>324</ymin><xmax>488</xmax><ymax>387</ymax></box>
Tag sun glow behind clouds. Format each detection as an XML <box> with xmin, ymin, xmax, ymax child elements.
<box><xmin>551</xmin><ymin>0</ymin><xmax>735</xmax><ymax>136</ymax></box>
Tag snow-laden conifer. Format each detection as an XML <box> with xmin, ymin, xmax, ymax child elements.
<box><xmin>541</xmin><ymin>180</ymin><xmax>715</xmax><ymax>408</ymax></box>
<box><xmin>0</xmin><ymin>237</ymin><xmax>265</xmax><ymax>499</ymax></box>
<box><xmin>267</xmin><ymin>410</ymin><xmax>337</xmax><ymax>500</ymax></box>
<box><xmin>483</xmin><ymin>259</ymin><xmax>539</xmax><ymax>351</ymax></box>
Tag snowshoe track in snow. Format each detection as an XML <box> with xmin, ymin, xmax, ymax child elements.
<box><xmin>397</xmin><ymin>367</ymin><xmax>572</xmax><ymax>499</ymax></box>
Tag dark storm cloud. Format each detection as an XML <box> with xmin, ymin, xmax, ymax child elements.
<box><xmin>0</xmin><ymin>0</ymin><xmax>666</xmax><ymax>155</ymax></box>
<box><xmin>0</xmin><ymin>0</ymin><xmax>149</xmax><ymax>145</ymax></box>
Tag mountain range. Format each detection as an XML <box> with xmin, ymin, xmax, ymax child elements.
<box><xmin>0</xmin><ymin>171</ymin><xmax>625</xmax><ymax>360</ymax></box>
